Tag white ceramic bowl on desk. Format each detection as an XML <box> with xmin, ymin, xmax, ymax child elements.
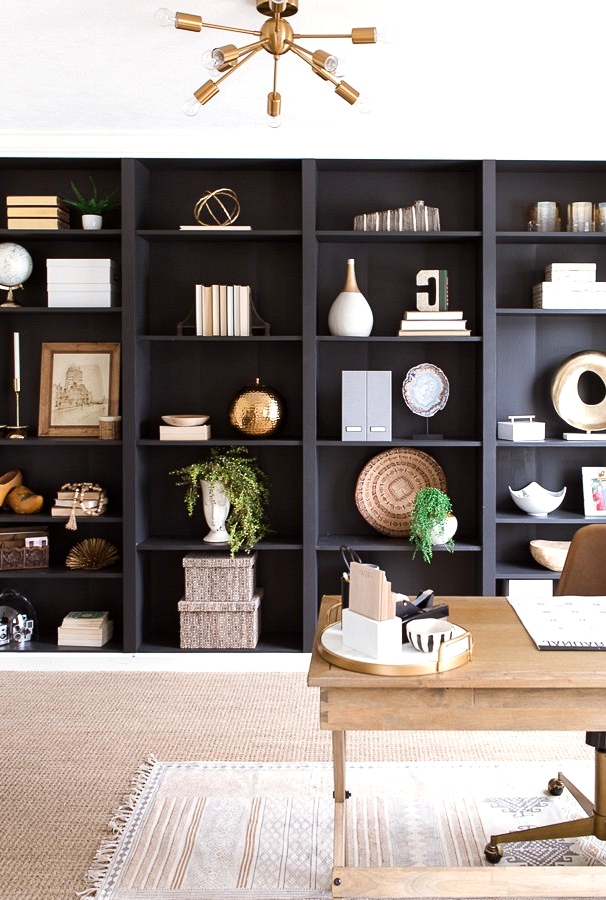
<box><xmin>509</xmin><ymin>482</ymin><xmax>566</xmax><ymax>517</ymax></box>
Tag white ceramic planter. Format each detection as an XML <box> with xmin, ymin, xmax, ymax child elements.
<box><xmin>201</xmin><ymin>479</ymin><xmax>231</xmax><ymax>543</ymax></box>
<box><xmin>429</xmin><ymin>514</ymin><xmax>457</xmax><ymax>545</ymax></box>
<box><xmin>82</xmin><ymin>214</ymin><xmax>103</xmax><ymax>230</ymax></box>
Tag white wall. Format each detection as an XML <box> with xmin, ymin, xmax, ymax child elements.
<box><xmin>1</xmin><ymin>0</ymin><xmax>604</xmax><ymax>160</ymax></box>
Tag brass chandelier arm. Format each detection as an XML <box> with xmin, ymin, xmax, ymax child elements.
<box><xmin>175</xmin><ymin>13</ymin><xmax>261</xmax><ymax>37</ymax></box>
<box><xmin>215</xmin><ymin>38</ymin><xmax>269</xmax><ymax>66</ymax></box>
<box><xmin>287</xmin><ymin>41</ymin><xmax>340</xmax><ymax>87</ymax></box>
<box><xmin>292</xmin><ymin>28</ymin><xmax>377</xmax><ymax>44</ymax></box>
<box><xmin>211</xmin><ymin>44</ymin><xmax>267</xmax><ymax>86</ymax></box>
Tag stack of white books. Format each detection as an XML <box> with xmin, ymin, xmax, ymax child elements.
<box><xmin>398</xmin><ymin>309</ymin><xmax>471</xmax><ymax>336</ymax></box>
<box><xmin>533</xmin><ymin>262</ymin><xmax>606</xmax><ymax>309</ymax></box>
<box><xmin>195</xmin><ymin>284</ymin><xmax>251</xmax><ymax>336</ymax></box>
<box><xmin>46</xmin><ymin>258</ymin><xmax>120</xmax><ymax>307</ymax></box>
<box><xmin>57</xmin><ymin>610</ymin><xmax>113</xmax><ymax>647</ymax></box>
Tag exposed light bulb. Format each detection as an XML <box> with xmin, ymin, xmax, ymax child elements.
<box><xmin>267</xmin><ymin>114</ymin><xmax>282</xmax><ymax>128</ymax></box>
<box><xmin>354</xmin><ymin>94</ymin><xmax>372</xmax><ymax>114</ymax></box>
<box><xmin>182</xmin><ymin>95</ymin><xmax>202</xmax><ymax>117</ymax></box>
<box><xmin>155</xmin><ymin>7</ymin><xmax>176</xmax><ymax>27</ymax></box>
<box><xmin>375</xmin><ymin>27</ymin><xmax>392</xmax><ymax>44</ymax></box>
<box><xmin>202</xmin><ymin>49</ymin><xmax>220</xmax><ymax>70</ymax></box>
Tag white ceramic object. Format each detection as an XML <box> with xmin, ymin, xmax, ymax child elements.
<box><xmin>429</xmin><ymin>514</ymin><xmax>457</xmax><ymax>545</ymax></box>
<box><xmin>201</xmin><ymin>480</ymin><xmax>230</xmax><ymax>543</ymax></box>
<box><xmin>161</xmin><ymin>414</ymin><xmax>209</xmax><ymax>427</ymax></box>
<box><xmin>509</xmin><ymin>482</ymin><xmax>566</xmax><ymax>516</ymax></box>
<box><xmin>406</xmin><ymin>618</ymin><xmax>454</xmax><ymax>653</ymax></box>
<box><xmin>82</xmin><ymin>214</ymin><xmax>103</xmax><ymax>230</ymax></box>
<box><xmin>327</xmin><ymin>258</ymin><xmax>373</xmax><ymax>336</ymax></box>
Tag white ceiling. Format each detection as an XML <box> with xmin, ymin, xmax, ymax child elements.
<box><xmin>1</xmin><ymin>0</ymin><xmax>605</xmax><ymax>159</ymax></box>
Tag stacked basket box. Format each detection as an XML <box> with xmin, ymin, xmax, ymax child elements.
<box><xmin>178</xmin><ymin>552</ymin><xmax>261</xmax><ymax>649</ymax></box>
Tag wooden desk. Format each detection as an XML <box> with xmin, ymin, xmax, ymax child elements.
<box><xmin>307</xmin><ymin>595</ymin><xmax>606</xmax><ymax>898</ymax></box>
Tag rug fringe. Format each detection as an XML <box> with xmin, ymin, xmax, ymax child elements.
<box><xmin>76</xmin><ymin>754</ymin><xmax>158</xmax><ymax>899</ymax></box>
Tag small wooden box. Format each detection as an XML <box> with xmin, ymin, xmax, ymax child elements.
<box><xmin>178</xmin><ymin>589</ymin><xmax>262</xmax><ymax>649</ymax></box>
<box><xmin>183</xmin><ymin>552</ymin><xmax>257</xmax><ymax>602</ymax></box>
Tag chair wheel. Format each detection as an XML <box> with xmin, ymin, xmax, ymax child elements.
<box><xmin>484</xmin><ymin>842</ymin><xmax>502</xmax><ymax>864</ymax></box>
<box><xmin>548</xmin><ymin>777</ymin><xmax>564</xmax><ymax>796</ymax></box>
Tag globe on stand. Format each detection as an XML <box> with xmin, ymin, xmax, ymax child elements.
<box><xmin>0</xmin><ymin>243</ymin><xmax>33</xmax><ymax>307</ymax></box>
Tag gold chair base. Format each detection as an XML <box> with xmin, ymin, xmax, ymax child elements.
<box><xmin>485</xmin><ymin>749</ymin><xmax>606</xmax><ymax>863</ymax></box>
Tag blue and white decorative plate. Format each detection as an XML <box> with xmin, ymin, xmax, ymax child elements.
<box><xmin>403</xmin><ymin>363</ymin><xmax>449</xmax><ymax>418</ymax></box>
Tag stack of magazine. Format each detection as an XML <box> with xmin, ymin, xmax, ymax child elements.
<box><xmin>57</xmin><ymin>610</ymin><xmax>113</xmax><ymax>647</ymax></box>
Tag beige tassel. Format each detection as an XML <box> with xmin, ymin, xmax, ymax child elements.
<box><xmin>66</xmin><ymin>501</ymin><xmax>78</xmax><ymax>531</ymax></box>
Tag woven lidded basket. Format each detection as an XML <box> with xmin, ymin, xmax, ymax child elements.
<box><xmin>178</xmin><ymin>588</ymin><xmax>262</xmax><ymax>649</ymax></box>
<box><xmin>183</xmin><ymin>551</ymin><xmax>257</xmax><ymax>602</ymax></box>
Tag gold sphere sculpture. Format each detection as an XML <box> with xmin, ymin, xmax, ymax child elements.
<box><xmin>229</xmin><ymin>378</ymin><xmax>284</xmax><ymax>437</ymax></box>
<box><xmin>194</xmin><ymin>188</ymin><xmax>241</xmax><ymax>227</ymax></box>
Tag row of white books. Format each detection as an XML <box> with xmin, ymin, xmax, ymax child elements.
<box><xmin>195</xmin><ymin>284</ymin><xmax>251</xmax><ymax>336</ymax></box>
<box><xmin>398</xmin><ymin>309</ymin><xmax>471</xmax><ymax>336</ymax></box>
<box><xmin>57</xmin><ymin>610</ymin><xmax>113</xmax><ymax>647</ymax></box>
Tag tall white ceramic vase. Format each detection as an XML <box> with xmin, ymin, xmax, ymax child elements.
<box><xmin>201</xmin><ymin>479</ymin><xmax>231</xmax><ymax>544</ymax></box>
<box><xmin>328</xmin><ymin>258</ymin><xmax>373</xmax><ymax>336</ymax></box>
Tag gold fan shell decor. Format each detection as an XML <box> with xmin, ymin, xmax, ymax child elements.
<box><xmin>65</xmin><ymin>538</ymin><xmax>120</xmax><ymax>571</ymax></box>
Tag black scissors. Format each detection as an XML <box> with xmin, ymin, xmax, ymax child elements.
<box><xmin>340</xmin><ymin>545</ymin><xmax>362</xmax><ymax>573</ymax></box>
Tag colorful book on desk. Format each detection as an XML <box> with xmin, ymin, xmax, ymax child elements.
<box><xmin>508</xmin><ymin>595</ymin><xmax>606</xmax><ymax>650</ymax></box>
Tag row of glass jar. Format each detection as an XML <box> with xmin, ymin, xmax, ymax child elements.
<box><xmin>528</xmin><ymin>201</ymin><xmax>606</xmax><ymax>233</ymax></box>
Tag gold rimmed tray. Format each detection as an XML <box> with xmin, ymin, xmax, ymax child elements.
<box><xmin>355</xmin><ymin>447</ymin><xmax>447</xmax><ymax>537</ymax></box>
<box><xmin>317</xmin><ymin>621</ymin><xmax>473</xmax><ymax>676</ymax></box>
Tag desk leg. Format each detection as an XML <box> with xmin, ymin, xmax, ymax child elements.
<box><xmin>332</xmin><ymin>730</ymin><xmax>347</xmax><ymax>870</ymax></box>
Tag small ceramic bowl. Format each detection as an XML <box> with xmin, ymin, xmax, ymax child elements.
<box><xmin>406</xmin><ymin>618</ymin><xmax>454</xmax><ymax>653</ymax></box>
<box><xmin>161</xmin><ymin>414</ymin><xmax>209</xmax><ymax>427</ymax></box>
<box><xmin>508</xmin><ymin>482</ymin><xmax>566</xmax><ymax>517</ymax></box>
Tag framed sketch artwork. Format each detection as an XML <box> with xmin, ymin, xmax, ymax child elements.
<box><xmin>38</xmin><ymin>342</ymin><xmax>121</xmax><ymax>437</ymax></box>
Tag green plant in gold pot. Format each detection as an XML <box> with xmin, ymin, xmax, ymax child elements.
<box><xmin>409</xmin><ymin>487</ymin><xmax>457</xmax><ymax>564</ymax></box>
<box><xmin>171</xmin><ymin>446</ymin><xmax>270</xmax><ymax>556</ymax></box>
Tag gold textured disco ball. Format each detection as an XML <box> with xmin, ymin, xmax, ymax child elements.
<box><xmin>229</xmin><ymin>377</ymin><xmax>284</xmax><ymax>437</ymax></box>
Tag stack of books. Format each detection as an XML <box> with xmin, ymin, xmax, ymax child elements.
<box><xmin>51</xmin><ymin>486</ymin><xmax>108</xmax><ymax>518</ymax></box>
<box><xmin>6</xmin><ymin>195</ymin><xmax>70</xmax><ymax>230</ymax></box>
<box><xmin>195</xmin><ymin>284</ymin><xmax>251</xmax><ymax>336</ymax></box>
<box><xmin>533</xmin><ymin>262</ymin><xmax>606</xmax><ymax>309</ymax></box>
<box><xmin>57</xmin><ymin>610</ymin><xmax>113</xmax><ymax>647</ymax></box>
<box><xmin>398</xmin><ymin>309</ymin><xmax>471</xmax><ymax>336</ymax></box>
<box><xmin>46</xmin><ymin>258</ymin><xmax>120</xmax><ymax>308</ymax></box>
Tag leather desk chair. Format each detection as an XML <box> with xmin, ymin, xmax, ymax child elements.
<box><xmin>485</xmin><ymin>524</ymin><xmax>606</xmax><ymax>863</ymax></box>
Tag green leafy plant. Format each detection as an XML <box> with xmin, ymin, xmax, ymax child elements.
<box><xmin>61</xmin><ymin>176</ymin><xmax>119</xmax><ymax>215</ymax></box>
<box><xmin>409</xmin><ymin>487</ymin><xmax>455</xmax><ymax>564</ymax></box>
<box><xmin>171</xmin><ymin>446</ymin><xmax>270</xmax><ymax>556</ymax></box>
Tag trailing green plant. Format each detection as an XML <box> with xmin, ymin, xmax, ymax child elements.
<box><xmin>61</xmin><ymin>176</ymin><xmax>119</xmax><ymax>215</ymax></box>
<box><xmin>409</xmin><ymin>487</ymin><xmax>455</xmax><ymax>564</ymax></box>
<box><xmin>171</xmin><ymin>446</ymin><xmax>270</xmax><ymax>555</ymax></box>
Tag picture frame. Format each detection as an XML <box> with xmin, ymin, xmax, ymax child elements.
<box><xmin>38</xmin><ymin>342</ymin><xmax>121</xmax><ymax>437</ymax></box>
<box><xmin>581</xmin><ymin>466</ymin><xmax>606</xmax><ymax>517</ymax></box>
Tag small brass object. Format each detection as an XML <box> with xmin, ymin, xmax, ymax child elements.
<box><xmin>229</xmin><ymin>377</ymin><xmax>284</xmax><ymax>437</ymax></box>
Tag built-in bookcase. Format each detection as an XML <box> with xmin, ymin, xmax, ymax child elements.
<box><xmin>0</xmin><ymin>157</ymin><xmax>604</xmax><ymax>653</ymax></box>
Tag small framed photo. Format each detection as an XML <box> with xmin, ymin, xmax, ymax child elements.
<box><xmin>582</xmin><ymin>466</ymin><xmax>606</xmax><ymax>517</ymax></box>
<box><xmin>38</xmin><ymin>342</ymin><xmax>121</xmax><ymax>437</ymax></box>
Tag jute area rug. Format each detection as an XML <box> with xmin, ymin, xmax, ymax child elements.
<box><xmin>80</xmin><ymin>758</ymin><xmax>603</xmax><ymax>900</ymax></box>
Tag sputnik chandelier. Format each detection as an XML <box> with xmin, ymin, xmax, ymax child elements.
<box><xmin>155</xmin><ymin>0</ymin><xmax>381</xmax><ymax>127</ymax></box>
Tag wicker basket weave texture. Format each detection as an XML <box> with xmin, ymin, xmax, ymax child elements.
<box><xmin>178</xmin><ymin>589</ymin><xmax>262</xmax><ymax>649</ymax></box>
<box><xmin>183</xmin><ymin>551</ymin><xmax>257</xmax><ymax>602</ymax></box>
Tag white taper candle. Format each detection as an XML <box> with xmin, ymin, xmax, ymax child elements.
<box><xmin>13</xmin><ymin>332</ymin><xmax>20</xmax><ymax>380</ymax></box>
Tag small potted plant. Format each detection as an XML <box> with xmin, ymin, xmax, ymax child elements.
<box><xmin>409</xmin><ymin>487</ymin><xmax>457</xmax><ymax>564</ymax></box>
<box><xmin>171</xmin><ymin>446</ymin><xmax>270</xmax><ymax>556</ymax></box>
<box><xmin>61</xmin><ymin>176</ymin><xmax>119</xmax><ymax>229</ymax></box>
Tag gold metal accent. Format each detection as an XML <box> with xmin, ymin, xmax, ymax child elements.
<box><xmin>0</xmin><ymin>284</ymin><xmax>23</xmax><ymax>308</ymax></box>
<box><xmin>256</xmin><ymin>0</ymin><xmax>298</xmax><ymax>17</ymax></box>
<box><xmin>311</xmin><ymin>49</ymin><xmax>335</xmax><ymax>71</ymax></box>
<box><xmin>175</xmin><ymin>12</ymin><xmax>203</xmax><ymax>32</ymax></box>
<box><xmin>260</xmin><ymin>18</ymin><xmax>294</xmax><ymax>54</ymax></box>
<box><xmin>335</xmin><ymin>80</ymin><xmax>360</xmax><ymax>105</ymax></box>
<box><xmin>351</xmin><ymin>27</ymin><xmax>377</xmax><ymax>44</ymax></box>
<box><xmin>316</xmin><ymin>621</ymin><xmax>473</xmax><ymax>677</ymax></box>
<box><xmin>194</xmin><ymin>188</ymin><xmax>241</xmax><ymax>226</ymax></box>
<box><xmin>267</xmin><ymin>91</ymin><xmax>282</xmax><ymax>118</ymax></box>
<box><xmin>551</xmin><ymin>350</ymin><xmax>606</xmax><ymax>433</ymax></box>
<box><xmin>229</xmin><ymin>377</ymin><xmax>284</xmax><ymax>437</ymax></box>
<box><xmin>194</xmin><ymin>81</ymin><xmax>220</xmax><ymax>105</ymax></box>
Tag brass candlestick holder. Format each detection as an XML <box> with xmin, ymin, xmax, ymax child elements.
<box><xmin>5</xmin><ymin>378</ymin><xmax>28</xmax><ymax>439</ymax></box>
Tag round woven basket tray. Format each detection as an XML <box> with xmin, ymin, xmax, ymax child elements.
<box><xmin>355</xmin><ymin>448</ymin><xmax>447</xmax><ymax>537</ymax></box>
